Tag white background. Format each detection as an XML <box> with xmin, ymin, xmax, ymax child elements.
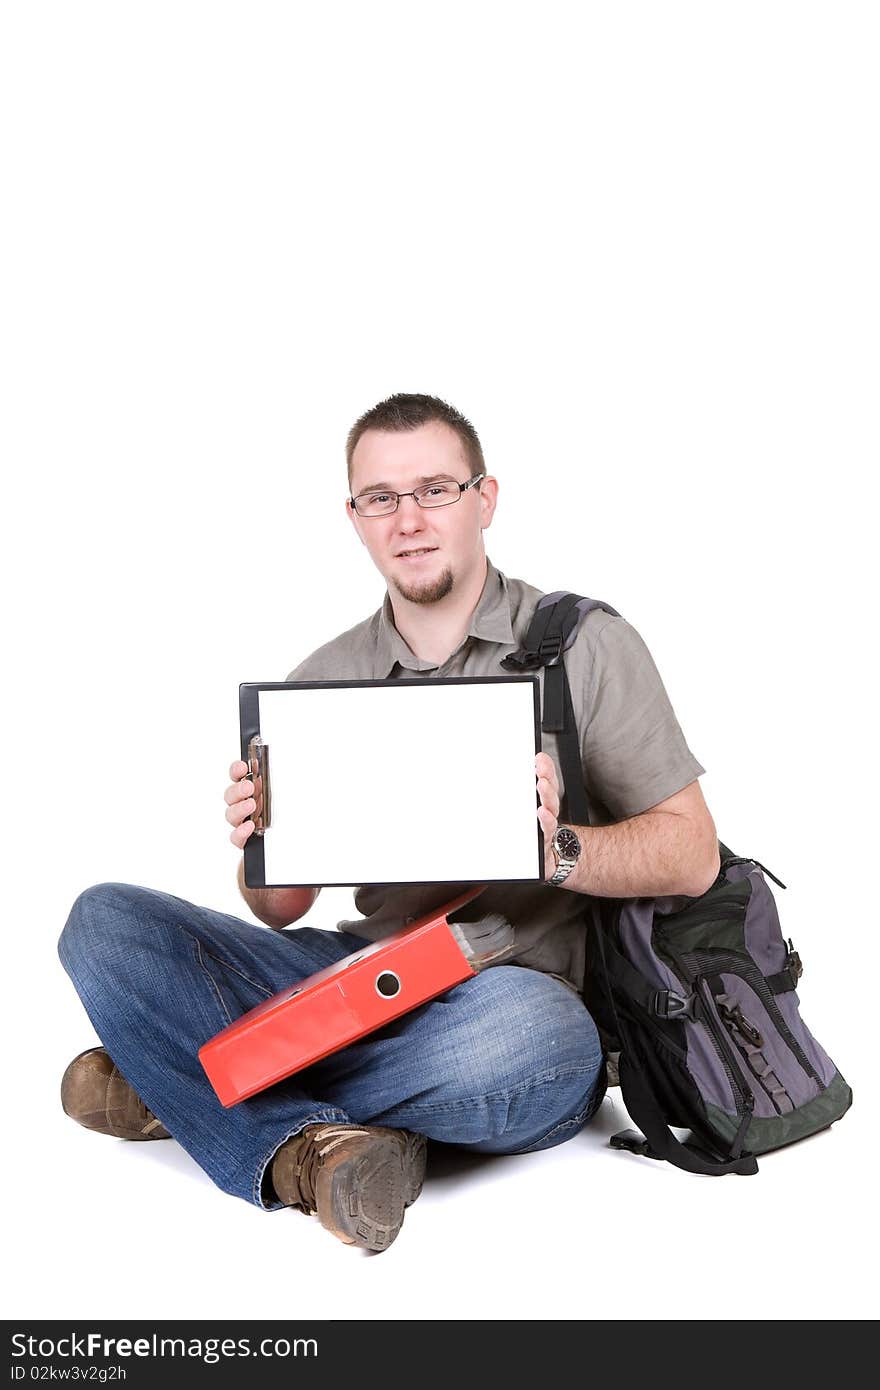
<box><xmin>2</xmin><ymin>0</ymin><xmax>877</xmax><ymax>1323</ymax></box>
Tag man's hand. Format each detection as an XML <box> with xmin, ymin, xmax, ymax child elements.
<box><xmin>226</xmin><ymin>756</ymin><xmax>320</xmax><ymax>927</ymax></box>
<box><xmin>225</xmin><ymin>759</ymin><xmax>263</xmax><ymax>849</ymax></box>
<box><xmin>535</xmin><ymin>751</ymin><xmax>561</xmax><ymax>882</ymax></box>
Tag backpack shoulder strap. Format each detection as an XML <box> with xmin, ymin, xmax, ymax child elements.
<box><xmin>501</xmin><ymin>591</ymin><xmax>621</xmax><ymax>675</ymax></box>
<box><xmin>500</xmin><ymin>591</ymin><xmax>620</xmax><ymax>826</ymax></box>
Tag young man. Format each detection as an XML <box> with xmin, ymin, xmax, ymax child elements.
<box><xmin>59</xmin><ymin>393</ymin><xmax>718</xmax><ymax>1253</ymax></box>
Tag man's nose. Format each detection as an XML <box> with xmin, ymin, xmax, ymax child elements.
<box><xmin>395</xmin><ymin>494</ymin><xmax>426</xmax><ymax>525</ymax></box>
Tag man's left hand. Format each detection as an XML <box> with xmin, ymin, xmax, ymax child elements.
<box><xmin>535</xmin><ymin>751</ymin><xmax>561</xmax><ymax>882</ymax></box>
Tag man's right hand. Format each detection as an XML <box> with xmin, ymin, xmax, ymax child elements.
<box><xmin>225</xmin><ymin>759</ymin><xmax>262</xmax><ymax>849</ymax></box>
<box><xmin>226</xmin><ymin>758</ymin><xmax>320</xmax><ymax>928</ymax></box>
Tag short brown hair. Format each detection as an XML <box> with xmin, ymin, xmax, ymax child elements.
<box><xmin>346</xmin><ymin>393</ymin><xmax>485</xmax><ymax>490</ymax></box>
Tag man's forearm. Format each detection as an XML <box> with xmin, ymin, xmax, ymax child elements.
<box><xmin>557</xmin><ymin>810</ymin><xmax>720</xmax><ymax>899</ymax></box>
<box><xmin>236</xmin><ymin>858</ymin><xmax>320</xmax><ymax>929</ymax></box>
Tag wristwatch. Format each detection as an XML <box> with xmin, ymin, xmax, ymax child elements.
<box><xmin>547</xmin><ymin>825</ymin><xmax>581</xmax><ymax>886</ymax></box>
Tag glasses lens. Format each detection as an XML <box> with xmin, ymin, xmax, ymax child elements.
<box><xmin>415</xmin><ymin>482</ymin><xmax>460</xmax><ymax>508</ymax></box>
<box><xmin>356</xmin><ymin>492</ymin><xmax>398</xmax><ymax>516</ymax></box>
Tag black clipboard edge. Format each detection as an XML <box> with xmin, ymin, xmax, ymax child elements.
<box><xmin>240</xmin><ymin>682</ymin><xmax>266</xmax><ymax>888</ymax></box>
<box><xmin>240</xmin><ymin>674</ymin><xmax>544</xmax><ymax>890</ymax></box>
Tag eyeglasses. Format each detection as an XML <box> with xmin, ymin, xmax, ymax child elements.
<box><xmin>350</xmin><ymin>474</ymin><xmax>485</xmax><ymax>517</ymax></box>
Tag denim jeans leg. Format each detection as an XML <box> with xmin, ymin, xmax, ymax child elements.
<box><xmin>58</xmin><ymin>882</ymin><xmax>372</xmax><ymax>1208</ymax></box>
<box><xmin>300</xmin><ymin>964</ymin><xmax>607</xmax><ymax>1155</ymax></box>
<box><xmin>60</xmin><ymin>886</ymin><xmax>606</xmax><ymax>1211</ymax></box>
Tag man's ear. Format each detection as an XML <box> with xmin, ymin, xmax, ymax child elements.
<box><xmin>478</xmin><ymin>476</ymin><xmax>499</xmax><ymax>531</ymax></box>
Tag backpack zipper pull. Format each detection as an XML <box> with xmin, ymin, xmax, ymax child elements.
<box><xmin>721</xmin><ymin>855</ymin><xmax>787</xmax><ymax>889</ymax></box>
<box><xmin>751</xmin><ymin>859</ymin><xmax>787</xmax><ymax>889</ymax></box>
<box><xmin>716</xmin><ymin>995</ymin><xmax>764</xmax><ymax>1048</ymax></box>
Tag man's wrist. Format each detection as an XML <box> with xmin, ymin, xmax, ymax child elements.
<box><xmin>546</xmin><ymin>824</ymin><xmax>583</xmax><ymax>887</ymax></box>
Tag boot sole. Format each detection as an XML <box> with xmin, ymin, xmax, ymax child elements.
<box><xmin>316</xmin><ymin>1133</ymin><xmax>427</xmax><ymax>1252</ymax></box>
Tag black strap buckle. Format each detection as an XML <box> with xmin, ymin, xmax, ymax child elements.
<box><xmin>538</xmin><ymin>634</ymin><xmax>564</xmax><ymax>666</ymax></box>
<box><xmin>499</xmin><ymin>649</ymin><xmax>540</xmax><ymax>672</ymax></box>
<box><xmin>651</xmin><ymin>989</ymin><xmax>695</xmax><ymax>1020</ymax></box>
<box><xmin>610</xmin><ymin>1128</ymin><xmax>660</xmax><ymax>1159</ymax></box>
<box><xmin>766</xmin><ymin>941</ymin><xmax>804</xmax><ymax>996</ymax></box>
<box><xmin>787</xmin><ymin>940</ymin><xmax>803</xmax><ymax>982</ymax></box>
<box><xmin>500</xmin><ymin>633</ymin><xmax>564</xmax><ymax>672</ymax></box>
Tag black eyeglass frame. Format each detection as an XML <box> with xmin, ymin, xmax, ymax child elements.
<box><xmin>349</xmin><ymin>474</ymin><xmax>485</xmax><ymax>517</ymax></box>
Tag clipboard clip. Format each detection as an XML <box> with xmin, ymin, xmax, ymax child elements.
<box><xmin>246</xmin><ymin>735</ymin><xmax>272</xmax><ymax>835</ymax></box>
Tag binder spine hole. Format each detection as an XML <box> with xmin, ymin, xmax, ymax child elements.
<box><xmin>375</xmin><ymin>971</ymin><xmax>401</xmax><ymax>999</ymax></box>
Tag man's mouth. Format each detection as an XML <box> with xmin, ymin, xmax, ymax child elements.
<box><xmin>397</xmin><ymin>547</ymin><xmax>437</xmax><ymax>559</ymax></box>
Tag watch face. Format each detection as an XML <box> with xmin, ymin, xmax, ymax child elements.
<box><xmin>554</xmin><ymin>826</ymin><xmax>580</xmax><ymax>860</ymax></box>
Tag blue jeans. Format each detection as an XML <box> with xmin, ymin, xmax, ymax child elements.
<box><xmin>58</xmin><ymin>883</ymin><xmax>606</xmax><ymax>1209</ymax></box>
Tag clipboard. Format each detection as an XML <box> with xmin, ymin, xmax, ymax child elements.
<box><xmin>198</xmin><ymin>887</ymin><xmax>486</xmax><ymax>1106</ymax></box>
<box><xmin>240</xmin><ymin>676</ymin><xmax>544</xmax><ymax>889</ymax></box>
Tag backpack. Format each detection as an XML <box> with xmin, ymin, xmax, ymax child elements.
<box><xmin>500</xmin><ymin>591</ymin><xmax>853</xmax><ymax>1175</ymax></box>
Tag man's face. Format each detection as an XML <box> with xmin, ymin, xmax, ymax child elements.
<box><xmin>346</xmin><ymin>421</ymin><xmax>498</xmax><ymax>605</ymax></box>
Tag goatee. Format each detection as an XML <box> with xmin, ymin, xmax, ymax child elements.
<box><xmin>392</xmin><ymin>564</ymin><xmax>454</xmax><ymax>605</ymax></box>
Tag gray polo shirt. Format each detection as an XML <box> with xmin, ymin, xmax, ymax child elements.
<box><xmin>285</xmin><ymin>558</ymin><xmax>705</xmax><ymax>994</ymax></box>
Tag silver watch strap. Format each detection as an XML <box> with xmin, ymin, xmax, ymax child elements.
<box><xmin>548</xmin><ymin>856</ymin><xmax>577</xmax><ymax>886</ymax></box>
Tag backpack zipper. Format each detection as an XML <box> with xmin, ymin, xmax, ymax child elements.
<box><xmin>655</xmin><ymin>880</ymin><xmax>750</xmax><ymax>935</ymax></box>
<box><xmin>690</xmin><ymin>947</ymin><xmax>824</xmax><ymax>1088</ymax></box>
<box><xmin>654</xmin><ymin>934</ymin><xmax>754</xmax><ymax>1122</ymax></box>
<box><xmin>693</xmin><ymin>975</ymin><xmax>757</xmax><ymax>1119</ymax></box>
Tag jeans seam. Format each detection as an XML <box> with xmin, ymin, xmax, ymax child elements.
<box><xmin>515</xmin><ymin>1100</ymin><xmax>597</xmax><ymax>1153</ymax></box>
<box><xmin>514</xmin><ymin>1066</ymin><xmax>608</xmax><ymax>1153</ymax></box>
<box><xmin>195</xmin><ymin>943</ymin><xmax>274</xmax><ymax>999</ymax></box>
<box><xmin>194</xmin><ymin>940</ymin><xmax>234</xmax><ymax>1028</ymax></box>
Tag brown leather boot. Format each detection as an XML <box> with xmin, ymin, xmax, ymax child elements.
<box><xmin>270</xmin><ymin>1123</ymin><xmax>427</xmax><ymax>1252</ymax></box>
<box><xmin>60</xmin><ymin>1047</ymin><xmax>171</xmax><ymax>1141</ymax></box>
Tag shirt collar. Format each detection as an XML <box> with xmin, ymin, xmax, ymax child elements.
<box><xmin>372</xmin><ymin>557</ymin><xmax>515</xmax><ymax>678</ymax></box>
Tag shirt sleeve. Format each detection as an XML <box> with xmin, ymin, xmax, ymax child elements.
<box><xmin>579</xmin><ymin>617</ymin><xmax>705</xmax><ymax>820</ymax></box>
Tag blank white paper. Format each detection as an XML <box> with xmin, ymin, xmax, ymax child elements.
<box><xmin>255</xmin><ymin>679</ymin><xmax>542</xmax><ymax>886</ymax></box>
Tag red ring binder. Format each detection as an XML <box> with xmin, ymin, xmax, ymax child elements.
<box><xmin>198</xmin><ymin>887</ymin><xmax>486</xmax><ymax>1106</ymax></box>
